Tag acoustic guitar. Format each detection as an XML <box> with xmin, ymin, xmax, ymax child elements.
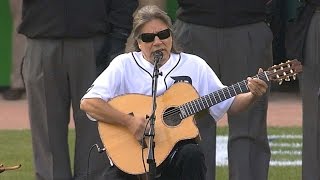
<box><xmin>98</xmin><ymin>60</ymin><xmax>302</xmax><ymax>175</ymax></box>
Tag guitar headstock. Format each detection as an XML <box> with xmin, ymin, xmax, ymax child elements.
<box><xmin>266</xmin><ymin>59</ymin><xmax>302</xmax><ymax>84</ymax></box>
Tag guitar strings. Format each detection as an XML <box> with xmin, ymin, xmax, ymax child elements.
<box><xmin>163</xmin><ymin>80</ymin><xmax>248</xmax><ymax>118</ymax></box>
<box><xmin>165</xmin><ymin>64</ymin><xmax>297</xmax><ymax>118</ymax></box>
<box><xmin>162</xmin><ymin>80</ymin><xmax>249</xmax><ymax>119</ymax></box>
<box><xmin>164</xmin><ymin>67</ymin><xmax>296</xmax><ymax>119</ymax></box>
<box><xmin>162</xmin><ymin>72</ymin><xmax>270</xmax><ymax>119</ymax></box>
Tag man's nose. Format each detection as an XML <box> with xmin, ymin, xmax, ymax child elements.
<box><xmin>153</xmin><ymin>36</ymin><xmax>162</xmax><ymax>44</ymax></box>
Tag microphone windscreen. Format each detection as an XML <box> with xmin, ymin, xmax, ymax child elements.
<box><xmin>153</xmin><ymin>50</ymin><xmax>163</xmax><ymax>62</ymax></box>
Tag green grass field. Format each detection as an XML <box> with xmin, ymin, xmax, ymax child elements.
<box><xmin>0</xmin><ymin>127</ymin><xmax>302</xmax><ymax>180</ymax></box>
<box><xmin>216</xmin><ymin>127</ymin><xmax>302</xmax><ymax>180</ymax></box>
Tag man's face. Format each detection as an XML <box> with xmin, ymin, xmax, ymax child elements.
<box><xmin>137</xmin><ymin>19</ymin><xmax>172</xmax><ymax>66</ymax></box>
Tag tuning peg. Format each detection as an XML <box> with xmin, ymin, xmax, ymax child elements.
<box><xmin>293</xmin><ymin>74</ymin><xmax>296</xmax><ymax>80</ymax></box>
<box><xmin>285</xmin><ymin>76</ymin><xmax>290</xmax><ymax>81</ymax></box>
<box><xmin>278</xmin><ymin>79</ymin><xmax>283</xmax><ymax>85</ymax></box>
<box><xmin>283</xmin><ymin>72</ymin><xmax>287</xmax><ymax>76</ymax></box>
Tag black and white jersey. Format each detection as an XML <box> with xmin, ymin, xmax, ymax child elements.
<box><xmin>83</xmin><ymin>51</ymin><xmax>234</xmax><ymax>121</ymax></box>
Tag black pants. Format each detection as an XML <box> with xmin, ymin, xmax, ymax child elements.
<box><xmin>104</xmin><ymin>143</ymin><xmax>206</xmax><ymax>180</ymax></box>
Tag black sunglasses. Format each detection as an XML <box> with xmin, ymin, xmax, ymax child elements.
<box><xmin>139</xmin><ymin>28</ymin><xmax>171</xmax><ymax>43</ymax></box>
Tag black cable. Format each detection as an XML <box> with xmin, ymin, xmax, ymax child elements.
<box><xmin>86</xmin><ymin>144</ymin><xmax>106</xmax><ymax>180</ymax></box>
<box><xmin>138</xmin><ymin>118</ymin><xmax>151</xmax><ymax>180</ymax></box>
<box><xmin>142</xmin><ymin>119</ymin><xmax>151</xmax><ymax>174</ymax></box>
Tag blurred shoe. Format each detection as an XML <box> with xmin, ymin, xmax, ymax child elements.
<box><xmin>2</xmin><ymin>88</ymin><xmax>25</xmax><ymax>100</ymax></box>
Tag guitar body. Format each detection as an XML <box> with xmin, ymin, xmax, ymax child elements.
<box><xmin>98</xmin><ymin>83</ymin><xmax>200</xmax><ymax>175</ymax></box>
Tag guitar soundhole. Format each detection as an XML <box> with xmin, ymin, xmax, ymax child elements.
<box><xmin>163</xmin><ymin>107</ymin><xmax>182</xmax><ymax>126</ymax></box>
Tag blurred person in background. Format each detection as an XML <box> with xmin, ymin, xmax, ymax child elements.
<box><xmin>173</xmin><ymin>0</ymin><xmax>273</xmax><ymax>179</ymax></box>
<box><xmin>285</xmin><ymin>0</ymin><xmax>320</xmax><ymax>179</ymax></box>
<box><xmin>19</xmin><ymin>0</ymin><xmax>138</xmax><ymax>179</ymax></box>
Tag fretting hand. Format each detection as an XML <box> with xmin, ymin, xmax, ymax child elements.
<box><xmin>247</xmin><ymin>68</ymin><xmax>268</xmax><ymax>97</ymax></box>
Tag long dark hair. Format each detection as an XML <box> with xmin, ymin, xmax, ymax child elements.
<box><xmin>127</xmin><ymin>5</ymin><xmax>181</xmax><ymax>53</ymax></box>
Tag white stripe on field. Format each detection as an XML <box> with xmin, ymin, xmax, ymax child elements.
<box><xmin>217</xmin><ymin>160</ymin><xmax>302</xmax><ymax>166</ymax></box>
<box><xmin>216</xmin><ymin>136</ymin><xmax>302</xmax><ymax>166</ymax></box>
<box><xmin>217</xmin><ymin>135</ymin><xmax>302</xmax><ymax>140</ymax></box>
<box><xmin>270</xmin><ymin>160</ymin><xmax>302</xmax><ymax>166</ymax></box>
<box><xmin>216</xmin><ymin>136</ymin><xmax>228</xmax><ymax>166</ymax></box>
<box><xmin>268</xmin><ymin>135</ymin><xmax>302</xmax><ymax>139</ymax></box>
<box><xmin>271</xmin><ymin>150</ymin><xmax>301</xmax><ymax>155</ymax></box>
<box><xmin>269</xmin><ymin>142</ymin><xmax>302</xmax><ymax>147</ymax></box>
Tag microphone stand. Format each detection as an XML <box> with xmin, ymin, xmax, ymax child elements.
<box><xmin>146</xmin><ymin>51</ymin><xmax>162</xmax><ymax>180</ymax></box>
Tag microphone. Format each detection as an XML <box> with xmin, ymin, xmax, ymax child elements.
<box><xmin>153</xmin><ymin>50</ymin><xmax>163</xmax><ymax>65</ymax></box>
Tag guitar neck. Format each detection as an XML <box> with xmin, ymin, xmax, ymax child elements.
<box><xmin>178</xmin><ymin>71</ymin><xmax>269</xmax><ymax>118</ymax></box>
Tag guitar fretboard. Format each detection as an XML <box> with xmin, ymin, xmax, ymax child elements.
<box><xmin>178</xmin><ymin>71</ymin><xmax>269</xmax><ymax>119</ymax></box>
